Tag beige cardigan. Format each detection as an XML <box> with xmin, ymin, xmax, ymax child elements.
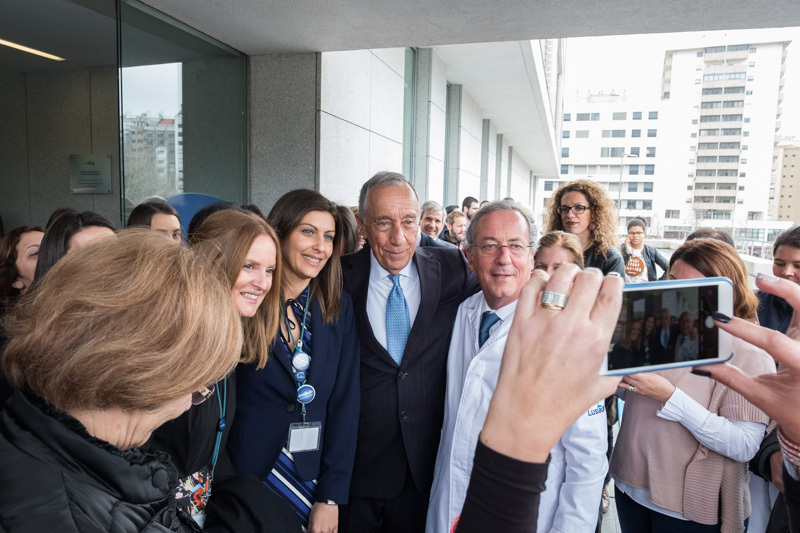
<box><xmin>610</xmin><ymin>337</ymin><xmax>775</xmax><ymax>533</ymax></box>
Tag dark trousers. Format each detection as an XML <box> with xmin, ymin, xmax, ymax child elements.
<box><xmin>615</xmin><ymin>485</ymin><xmax>744</xmax><ymax>533</ymax></box>
<box><xmin>339</xmin><ymin>466</ymin><xmax>429</xmax><ymax>533</ymax></box>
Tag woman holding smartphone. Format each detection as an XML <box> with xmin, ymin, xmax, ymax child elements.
<box><xmin>611</xmin><ymin>238</ymin><xmax>775</xmax><ymax>532</ymax></box>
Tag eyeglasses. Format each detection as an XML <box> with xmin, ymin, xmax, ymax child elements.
<box><xmin>628</xmin><ymin>231</ymin><xmax>645</xmax><ymax>236</ymax></box>
<box><xmin>470</xmin><ymin>243</ymin><xmax>533</xmax><ymax>257</ymax></box>
<box><xmin>191</xmin><ymin>384</ymin><xmax>215</xmax><ymax>406</ymax></box>
<box><xmin>556</xmin><ymin>205</ymin><xmax>590</xmax><ymax>215</ymax></box>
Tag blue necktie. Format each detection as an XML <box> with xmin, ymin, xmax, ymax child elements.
<box><xmin>479</xmin><ymin>311</ymin><xmax>500</xmax><ymax>348</ymax></box>
<box><xmin>661</xmin><ymin>328</ymin><xmax>669</xmax><ymax>348</ymax></box>
<box><xmin>386</xmin><ymin>274</ymin><xmax>410</xmax><ymax>365</ymax></box>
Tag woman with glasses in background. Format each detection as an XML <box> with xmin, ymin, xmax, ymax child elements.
<box><xmin>545</xmin><ymin>179</ymin><xmax>625</xmax><ymax>277</ymax></box>
<box><xmin>621</xmin><ymin>217</ymin><xmax>668</xmax><ymax>284</ymax></box>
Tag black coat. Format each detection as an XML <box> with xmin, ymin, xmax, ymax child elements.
<box><xmin>341</xmin><ymin>245</ymin><xmax>478</xmax><ymax>498</ymax></box>
<box><xmin>0</xmin><ymin>390</ymin><xmax>301</xmax><ymax>533</ymax></box>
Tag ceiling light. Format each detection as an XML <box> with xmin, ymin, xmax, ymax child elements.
<box><xmin>0</xmin><ymin>38</ymin><xmax>65</xmax><ymax>61</ymax></box>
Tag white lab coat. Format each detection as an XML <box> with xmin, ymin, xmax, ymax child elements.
<box><xmin>425</xmin><ymin>291</ymin><xmax>608</xmax><ymax>533</ymax></box>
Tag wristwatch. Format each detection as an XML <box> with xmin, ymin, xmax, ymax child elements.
<box><xmin>325</xmin><ymin>499</ymin><xmax>337</xmax><ymax>505</ymax></box>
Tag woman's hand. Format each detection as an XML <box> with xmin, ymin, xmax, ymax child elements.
<box><xmin>622</xmin><ymin>373</ymin><xmax>676</xmax><ymax>404</ymax></box>
<box><xmin>308</xmin><ymin>502</ymin><xmax>338</xmax><ymax>533</ymax></box>
<box><xmin>480</xmin><ymin>265</ymin><xmax>623</xmax><ymax>463</ymax></box>
<box><xmin>698</xmin><ymin>274</ymin><xmax>800</xmax><ymax>442</ymax></box>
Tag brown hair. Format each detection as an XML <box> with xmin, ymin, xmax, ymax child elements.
<box><xmin>669</xmin><ymin>238</ymin><xmax>758</xmax><ymax>321</ymax></box>
<box><xmin>545</xmin><ymin>179</ymin><xmax>618</xmax><ymax>258</ymax></box>
<box><xmin>268</xmin><ymin>189</ymin><xmax>342</xmax><ymax>323</ymax></box>
<box><xmin>0</xmin><ymin>226</ymin><xmax>44</xmax><ymax>304</ymax></box>
<box><xmin>535</xmin><ymin>231</ymin><xmax>585</xmax><ymax>268</ymax></box>
<box><xmin>620</xmin><ymin>318</ymin><xmax>643</xmax><ymax>351</ymax></box>
<box><xmin>190</xmin><ymin>210</ymin><xmax>281</xmax><ymax>369</ymax></box>
<box><xmin>2</xmin><ymin>230</ymin><xmax>242</xmax><ymax>411</ymax></box>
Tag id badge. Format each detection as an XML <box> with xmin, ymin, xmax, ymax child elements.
<box><xmin>287</xmin><ymin>421</ymin><xmax>322</xmax><ymax>453</ymax></box>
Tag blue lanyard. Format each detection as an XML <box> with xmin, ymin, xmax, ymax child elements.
<box><xmin>207</xmin><ymin>377</ymin><xmax>226</xmax><ymax>497</ymax></box>
<box><xmin>282</xmin><ymin>290</ymin><xmax>315</xmax><ymax>422</ymax></box>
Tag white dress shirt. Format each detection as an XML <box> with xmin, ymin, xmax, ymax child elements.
<box><xmin>366</xmin><ymin>250</ymin><xmax>420</xmax><ymax>352</ymax></box>
<box><xmin>425</xmin><ymin>291</ymin><xmax>607</xmax><ymax>533</ymax></box>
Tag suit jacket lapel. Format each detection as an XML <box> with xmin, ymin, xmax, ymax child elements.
<box><xmin>404</xmin><ymin>247</ymin><xmax>440</xmax><ymax>360</ymax></box>
<box><xmin>342</xmin><ymin>247</ymin><xmax>397</xmax><ymax>366</ymax></box>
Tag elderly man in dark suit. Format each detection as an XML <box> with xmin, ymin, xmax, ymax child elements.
<box><xmin>339</xmin><ymin>172</ymin><xmax>478</xmax><ymax>532</ymax></box>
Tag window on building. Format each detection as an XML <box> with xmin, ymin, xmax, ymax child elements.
<box><xmin>645</xmin><ymin>164</ymin><xmax>655</xmax><ymax>175</ymax></box>
<box><xmin>738</xmin><ymin>186</ymin><xmax>745</xmax><ymax>191</ymax></box>
<box><xmin>562</xmin><ymin>147</ymin><xmax>569</xmax><ymax>158</ymax></box>
<box><xmin>629</xmin><ymin>165</ymin><xmax>639</xmax><ymax>175</ymax></box>
<box><xmin>626</xmin><ymin>200</ymin><xmax>637</xmax><ymax>210</ymax></box>
<box><xmin>563</xmin><ymin>130</ymin><xmax>570</xmax><ymax>138</ymax></box>
<box><xmin>718</xmin><ymin>169</ymin><xmax>737</xmax><ymax>176</ymax></box>
<box><xmin>632</xmin><ymin>129</ymin><xmax>641</xmax><ymax>137</ymax></box>
<box><xmin>647</xmin><ymin>129</ymin><xmax>657</xmax><ymax>137</ymax></box>
<box><xmin>697</xmin><ymin>156</ymin><xmax>718</xmax><ymax>163</ymax></box>
<box><xmin>743</xmin><ymin>131</ymin><xmax>750</xmax><ymax>136</ymax></box>
<box><xmin>747</xmin><ymin>76</ymin><xmax>754</xmax><ymax>82</ymax></box>
<box><xmin>700</xmin><ymin>115</ymin><xmax>721</xmax><ymax>122</ymax></box>
<box><xmin>643</xmin><ymin>182</ymin><xmax>653</xmax><ymax>192</ymax></box>
<box><xmin>696</xmin><ymin>169</ymin><xmax>717</xmax><ymax>176</ymax></box>
<box><xmin>705</xmin><ymin>46</ymin><xmax>726</xmax><ymax>53</ymax></box>
<box><xmin>591</xmin><ymin>113</ymin><xmax>600</xmax><ymax>121</ymax></box>
<box><xmin>630</xmin><ymin>147</ymin><xmax>640</xmax><ymax>156</ymax></box>
<box><xmin>717</xmin><ymin>183</ymin><xmax>736</xmax><ymax>190</ymax></box>
<box><xmin>628</xmin><ymin>182</ymin><xmax>638</xmax><ymax>192</ymax></box>
<box><xmin>724</xmin><ymin>86</ymin><xmax>745</xmax><ymax>94</ymax></box>
<box><xmin>663</xmin><ymin>92</ymin><xmax>670</xmax><ymax>99</ymax></box>
<box><xmin>690</xmin><ymin>146</ymin><xmax>696</xmax><ymax>152</ymax></box>
<box><xmin>696</xmin><ymin>183</ymin><xmax>715</xmax><ymax>190</ymax></box>
<box><xmin>649</xmin><ymin>111</ymin><xmax>658</xmax><ymax>119</ymax></box>
<box><xmin>722</xmin><ymin>114</ymin><xmax>743</xmax><ymax>122</ymax></box>
<box><xmin>697</xmin><ymin>51</ymin><xmax>704</xmax><ymax>57</ymax></box>
<box><xmin>602</xmin><ymin>130</ymin><xmax>611</xmax><ymax>138</ymax></box>
<box><xmin>563</xmin><ymin>113</ymin><xmax>571</xmax><ymax>121</ymax></box>
<box><xmin>612</xmin><ymin>130</ymin><xmax>626</xmax><ymax>138</ymax></box>
<box><xmin>560</xmin><ymin>164</ymin><xmax>568</xmax><ymax>175</ymax></box>
<box><xmin>577</xmin><ymin>113</ymin><xmax>590</xmax><ymax>121</ymax></box>
<box><xmin>722</xmin><ymin>128</ymin><xmax>742</xmax><ymax>135</ymax></box>
<box><xmin>666</xmin><ymin>210</ymin><xmax>680</xmax><ymax>218</ymax></box>
<box><xmin>704</xmin><ymin>73</ymin><xmax>724</xmax><ymax>81</ymax></box>
<box><xmin>727</xmin><ymin>44</ymin><xmax>749</xmax><ymax>52</ymax></box>
<box><xmin>725</xmin><ymin>72</ymin><xmax>746</xmax><ymax>80</ymax></box>
<box><xmin>576</xmin><ymin>130</ymin><xmax>590</xmax><ymax>138</ymax></box>
<box><xmin>633</xmin><ymin>111</ymin><xmax>642</xmax><ymax>120</ymax></box>
<box><xmin>695</xmin><ymin>196</ymin><xmax>714</xmax><ymax>203</ymax></box>
<box><xmin>647</xmin><ymin>147</ymin><xmax>656</xmax><ymax>158</ymax></box>
<box><xmin>612</xmin><ymin>112</ymin><xmax>627</xmax><ymax>120</ymax></box>
<box><xmin>744</xmin><ymin>117</ymin><xmax>750</xmax><ymax>123</ymax></box>
<box><xmin>719</xmin><ymin>142</ymin><xmax>740</xmax><ymax>149</ymax></box>
<box><xmin>750</xmin><ymin>47</ymin><xmax>757</xmax><ymax>53</ymax></box>
<box><xmin>723</xmin><ymin>100</ymin><xmax>744</xmax><ymax>108</ymax></box>
<box><xmin>691</xmin><ymin>133</ymin><xmax>698</xmax><ymax>138</ymax></box>
<box><xmin>742</xmin><ymin>145</ymin><xmax>748</xmax><ymax>150</ymax></box>
<box><xmin>600</xmin><ymin>147</ymin><xmax>610</xmax><ymax>157</ymax></box>
<box><xmin>701</xmin><ymin>101</ymin><xmax>722</xmax><ymax>109</ymax></box>
<box><xmin>610</xmin><ymin>147</ymin><xmax>625</xmax><ymax>157</ymax></box>
<box><xmin>698</xmin><ymin>142</ymin><xmax>719</xmax><ymax>149</ymax></box>
<box><xmin>642</xmin><ymin>200</ymin><xmax>652</xmax><ymax>210</ymax></box>
<box><xmin>740</xmin><ymin>172</ymin><xmax>747</xmax><ymax>177</ymax></box>
<box><xmin>746</xmin><ymin>90</ymin><xmax>753</xmax><ymax>95</ymax></box>
<box><xmin>702</xmin><ymin>88</ymin><xmax>723</xmax><ymax>95</ymax></box>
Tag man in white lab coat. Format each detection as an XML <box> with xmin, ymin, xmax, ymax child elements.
<box><xmin>426</xmin><ymin>200</ymin><xmax>608</xmax><ymax>533</ymax></box>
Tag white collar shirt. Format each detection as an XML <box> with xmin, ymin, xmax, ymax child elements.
<box><xmin>366</xmin><ymin>250</ymin><xmax>421</xmax><ymax>352</ymax></box>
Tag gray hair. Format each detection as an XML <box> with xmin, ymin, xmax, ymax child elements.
<box><xmin>420</xmin><ymin>200</ymin><xmax>445</xmax><ymax>220</ymax></box>
<box><xmin>464</xmin><ymin>200</ymin><xmax>534</xmax><ymax>249</ymax></box>
<box><xmin>358</xmin><ymin>171</ymin><xmax>419</xmax><ymax>220</ymax></box>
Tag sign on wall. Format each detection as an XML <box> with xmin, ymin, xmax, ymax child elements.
<box><xmin>70</xmin><ymin>154</ymin><xmax>112</xmax><ymax>194</ymax></box>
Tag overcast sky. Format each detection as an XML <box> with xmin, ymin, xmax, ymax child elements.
<box><xmin>563</xmin><ymin>27</ymin><xmax>800</xmax><ymax>138</ymax></box>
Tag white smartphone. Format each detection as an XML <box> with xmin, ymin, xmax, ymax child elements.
<box><xmin>601</xmin><ymin>277</ymin><xmax>734</xmax><ymax>376</ymax></box>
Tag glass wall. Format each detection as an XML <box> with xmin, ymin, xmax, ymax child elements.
<box><xmin>118</xmin><ymin>0</ymin><xmax>246</xmax><ymax>220</ymax></box>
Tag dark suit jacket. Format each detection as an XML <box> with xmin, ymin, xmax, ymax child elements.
<box><xmin>648</xmin><ymin>323</ymin><xmax>680</xmax><ymax>364</ymax></box>
<box><xmin>419</xmin><ymin>233</ymin><xmax>456</xmax><ymax>249</ymax></box>
<box><xmin>341</xmin><ymin>245</ymin><xmax>478</xmax><ymax>498</ymax></box>
<box><xmin>227</xmin><ymin>292</ymin><xmax>360</xmax><ymax>504</ymax></box>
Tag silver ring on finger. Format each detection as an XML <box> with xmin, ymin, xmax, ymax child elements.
<box><xmin>540</xmin><ymin>290</ymin><xmax>568</xmax><ymax>310</ymax></box>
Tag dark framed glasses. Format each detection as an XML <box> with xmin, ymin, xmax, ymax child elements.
<box><xmin>556</xmin><ymin>205</ymin><xmax>590</xmax><ymax>215</ymax></box>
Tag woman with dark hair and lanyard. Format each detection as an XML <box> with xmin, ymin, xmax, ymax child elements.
<box><xmin>227</xmin><ymin>189</ymin><xmax>360</xmax><ymax>533</ymax></box>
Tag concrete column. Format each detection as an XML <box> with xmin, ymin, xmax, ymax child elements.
<box><xmin>445</xmin><ymin>84</ymin><xmax>462</xmax><ymax>206</ymax></box>
<box><xmin>480</xmin><ymin>119</ymin><xmax>491</xmax><ymax>200</ymax></box>
<box><xmin>495</xmin><ymin>134</ymin><xmax>504</xmax><ymax>199</ymax></box>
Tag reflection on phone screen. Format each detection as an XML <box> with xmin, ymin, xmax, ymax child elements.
<box><xmin>608</xmin><ymin>285</ymin><xmax>719</xmax><ymax>371</ymax></box>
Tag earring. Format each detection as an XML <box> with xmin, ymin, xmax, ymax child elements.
<box><xmin>588</xmin><ymin>223</ymin><xmax>596</xmax><ymax>231</ymax></box>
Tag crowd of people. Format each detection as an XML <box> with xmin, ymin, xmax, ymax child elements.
<box><xmin>2</xmin><ymin>174</ymin><xmax>800</xmax><ymax>533</ymax></box>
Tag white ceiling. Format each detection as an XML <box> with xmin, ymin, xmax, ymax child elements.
<box><xmin>138</xmin><ymin>0</ymin><xmax>800</xmax><ymax>55</ymax></box>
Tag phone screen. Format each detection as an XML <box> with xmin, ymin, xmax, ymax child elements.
<box><xmin>607</xmin><ymin>284</ymin><xmax>720</xmax><ymax>371</ymax></box>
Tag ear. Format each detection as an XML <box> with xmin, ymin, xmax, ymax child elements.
<box><xmin>356</xmin><ymin>213</ymin><xmax>366</xmax><ymax>234</ymax></box>
<box><xmin>464</xmin><ymin>247</ymin><xmax>476</xmax><ymax>272</ymax></box>
<box><xmin>11</xmin><ymin>278</ymin><xmax>24</xmax><ymax>290</ymax></box>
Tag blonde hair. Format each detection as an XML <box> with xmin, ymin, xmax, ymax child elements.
<box><xmin>535</xmin><ymin>231</ymin><xmax>585</xmax><ymax>268</ymax></box>
<box><xmin>3</xmin><ymin>230</ymin><xmax>242</xmax><ymax>411</ymax></box>
<box><xmin>190</xmin><ymin>210</ymin><xmax>281</xmax><ymax>369</ymax></box>
<box><xmin>545</xmin><ymin>179</ymin><xmax>618</xmax><ymax>258</ymax></box>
